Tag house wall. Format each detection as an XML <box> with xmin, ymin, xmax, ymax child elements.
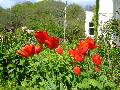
<box><xmin>85</xmin><ymin>11</ymin><xmax>94</xmax><ymax>38</ymax></box>
<box><xmin>113</xmin><ymin>0</ymin><xmax>120</xmax><ymax>19</ymax></box>
<box><xmin>99</xmin><ymin>0</ymin><xmax>113</xmax><ymax>14</ymax></box>
<box><xmin>113</xmin><ymin>0</ymin><xmax>120</xmax><ymax>46</ymax></box>
<box><xmin>99</xmin><ymin>0</ymin><xmax>113</xmax><ymax>36</ymax></box>
<box><xmin>85</xmin><ymin>0</ymin><xmax>120</xmax><ymax>46</ymax></box>
<box><xmin>98</xmin><ymin>0</ymin><xmax>120</xmax><ymax>46</ymax></box>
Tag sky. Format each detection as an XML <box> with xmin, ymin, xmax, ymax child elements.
<box><xmin>0</xmin><ymin>0</ymin><xmax>96</xmax><ymax>9</ymax></box>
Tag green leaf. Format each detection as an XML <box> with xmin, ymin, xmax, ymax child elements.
<box><xmin>89</xmin><ymin>79</ymin><xmax>98</xmax><ymax>87</ymax></box>
<box><xmin>99</xmin><ymin>75</ymin><xmax>107</xmax><ymax>82</ymax></box>
<box><xmin>7</xmin><ymin>64</ymin><xmax>14</xmax><ymax>69</ymax></box>
<box><xmin>105</xmin><ymin>81</ymin><xmax>116</xmax><ymax>88</ymax></box>
<box><xmin>46</xmin><ymin>74</ymin><xmax>57</xmax><ymax>90</ymax></box>
<box><xmin>66</xmin><ymin>76</ymin><xmax>70</xmax><ymax>83</ymax></box>
<box><xmin>60</xmin><ymin>82</ymin><xmax>64</xmax><ymax>90</ymax></box>
<box><xmin>8</xmin><ymin>69</ymin><xmax>14</xmax><ymax>73</ymax></box>
<box><xmin>0</xmin><ymin>67</ymin><xmax>3</xmax><ymax>70</ymax></box>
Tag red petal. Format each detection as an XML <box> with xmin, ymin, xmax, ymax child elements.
<box><xmin>16</xmin><ymin>50</ymin><xmax>29</xmax><ymax>58</ymax></box>
<box><xmin>74</xmin><ymin>54</ymin><xmax>84</xmax><ymax>62</ymax></box>
<box><xmin>55</xmin><ymin>45</ymin><xmax>63</xmax><ymax>54</ymax></box>
<box><xmin>35</xmin><ymin>45</ymin><xmax>42</xmax><ymax>54</ymax></box>
<box><xmin>73</xmin><ymin>66</ymin><xmax>81</xmax><ymax>75</ymax></box>
<box><xmin>22</xmin><ymin>44</ymin><xmax>35</xmax><ymax>56</ymax></box>
<box><xmin>77</xmin><ymin>40</ymin><xmax>89</xmax><ymax>54</ymax></box>
<box><xmin>45</xmin><ymin>37</ymin><xmax>59</xmax><ymax>50</ymax></box>
<box><xmin>86</xmin><ymin>37</ymin><xmax>96</xmax><ymax>50</ymax></box>
<box><xmin>34</xmin><ymin>31</ymin><xmax>49</xmax><ymax>44</ymax></box>
<box><xmin>92</xmin><ymin>54</ymin><xmax>101</xmax><ymax>66</ymax></box>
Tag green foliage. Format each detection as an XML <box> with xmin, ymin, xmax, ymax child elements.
<box><xmin>0</xmin><ymin>0</ymin><xmax>85</xmax><ymax>42</ymax></box>
<box><xmin>0</xmin><ymin>29</ymin><xmax>120</xmax><ymax>90</ymax></box>
<box><xmin>103</xmin><ymin>19</ymin><xmax>120</xmax><ymax>38</ymax></box>
<box><xmin>0</xmin><ymin>0</ymin><xmax>120</xmax><ymax>90</ymax></box>
<box><xmin>66</xmin><ymin>4</ymin><xmax>85</xmax><ymax>42</ymax></box>
<box><xmin>93</xmin><ymin>0</ymin><xmax>99</xmax><ymax>42</ymax></box>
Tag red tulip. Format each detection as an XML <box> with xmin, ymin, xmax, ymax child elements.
<box><xmin>69</xmin><ymin>49</ymin><xmax>84</xmax><ymax>62</ymax></box>
<box><xmin>34</xmin><ymin>31</ymin><xmax>49</xmax><ymax>44</ymax></box>
<box><xmin>16</xmin><ymin>44</ymin><xmax>35</xmax><ymax>58</ymax></box>
<box><xmin>45</xmin><ymin>36</ymin><xmax>59</xmax><ymax>50</ymax></box>
<box><xmin>73</xmin><ymin>66</ymin><xmax>81</xmax><ymax>75</ymax></box>
<box><xmin>55</xmin><ymin>45</ymin><xmax>63</xmax><ymax>54</ymax></box>
<box><xmin>74</xmin><ymin>54</ymin><xmax>84</xmax><ymax>62</ymax></box>
<box><xmin>16</xmin><ymin>50</ymin><xmax>29</xmax><ymax>58</ymax></box>
<box><xmin>68</xmin><ymin>49</ymin><xmax>74</xmax><ymax>57</ymax></box>
<box><xmin>77</xmin><ymin>40</ymin><xmax>89</xmax><ymax>55</ymax></box>
<box><xmin>68</xmin><ymin>49</ymin><xmax>79</xmax><ymax>57</ymax></box>
<box><xmin>92</xmin><ymin>54</ymin><xmax>101</xmax><ymax>66</ymax></box>
<box><xmin>35</xmin><ymin>45</ymin><xmax>42</xmax><ymax>55</ymax></box>
<box><xmin>86</xmin><ymin>37</ymin><xmax>96</xmax><ymax>50</ymax></box>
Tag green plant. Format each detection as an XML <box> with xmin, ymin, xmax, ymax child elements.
<box><xmin>0</xmin><ymin>29</ymin><xmax>119</xmax><ymax>90</ymax></box>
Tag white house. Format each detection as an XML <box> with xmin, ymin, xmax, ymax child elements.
<box><xmin>85</xmin><ymin>11</ymin><xmax>94</xmax><ymax>38</ymax></box>
<box><xmin>85</xmin><ymin>0</ymin><xmax>120</xmax><ymax>46</ymax></box>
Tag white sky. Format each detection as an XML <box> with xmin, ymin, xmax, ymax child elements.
<box><xmin>0</xmin><ymin>0</ymin><xmax>96</xmax><ymax>9</ymax></box>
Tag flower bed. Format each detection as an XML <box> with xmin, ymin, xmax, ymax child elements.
<box><xmin>0</xmin><ymin>30</ymin><xmax>120</xmax><ymax>90</ymax></box>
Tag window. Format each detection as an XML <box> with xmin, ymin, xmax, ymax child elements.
<box><xmin>89</xmin><ymin>22</ymin><xmax>94</xmax><ymax>35</ymax></box>
<box><xmin>89</xmin><ymin>22</ymin><xmax>94</xmax><ymax>27</ymax></box>
<box><xmin>89</xmin><ymin>28</ymin><xmax>94</xmax><ymax>35</ymax></box>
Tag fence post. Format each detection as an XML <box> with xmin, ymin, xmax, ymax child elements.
<box><xmin>64</xmin><ymin>1</ymin><xmax>67</xmax><ymax>42</ymax></box>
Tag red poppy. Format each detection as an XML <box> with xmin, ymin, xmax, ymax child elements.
<box><xmin>69</xmin><ymin>49</ymin><xmax>84</xmax><ymax>62</ymax></box>
<box><xmin>73</xmin><ymin>66</ymin><xmax>81</xmax><ymax>75</ymax></box>
<box><xmin>34</xmin><ymin>31</ymin><xmax>49</xmax><ymax>44</ymax></box>
<box><xmin>55</xmin><ymin>45</ymin><xmax>63</xmax><ymax>54</ymax></box>
<box><xmin>86</xmin><ymin>37</ymin><xmax>96</xmax><ymax>50</ymax></box>
<box><xmin>22</xmin><ymin>44</ymin><xmax>35</xmax><ymax>56</ymax></box>
<box><xmin>35</xmin><ymin>45</ymin><xmax>42</xmax><ymax>55</ymax></box>
<box><xmin>74</xmin><ymin>54</ymin><xmax>84</xmax><ymax>62</ymax></box>
<box><xmin>92</xmin><ymin>54</ymin><xmax>101</xmax><ymax>66</ymax></box>
<box><xmin>69</xmin><ymin>49</ymin><xmax>83</xmax><ymax>56</ymax></box>
<box><xmin>16</xmin><ymin>50</ymin><xmax>29</xmax><ymax>58</ymax></box>
<box><xmin>94</xmin><ymin>65</ymin><xmax>100</xmax><ymax>72</ymax></box>
<box><xmin>45</xmin><ymin>36</ymin><xmax>59</xmax><ymax>50</ymax></box>
<box><xmin>68</xmin><ymin>49</ymin><xmax>79</xmax><ymax>57</ymax></box>
<box><xmin>76</xmin><ymin>37</ymin><xmax>96</xmax><ymax>54</ymax></box>
<box><xmin>16</xmin><ymin>44</ymin><xmax>35</xmax><ymax>58</ymax></box>
<box><xmin>76</xmin><ymin>40</ymin><xmax>89</xmax><ymax>55</ymax></box>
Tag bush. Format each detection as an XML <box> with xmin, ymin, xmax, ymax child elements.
<box><xmin>0</xmin><ymin>29</ymin><xmax>120</xmax><ymax>90</ymax></box>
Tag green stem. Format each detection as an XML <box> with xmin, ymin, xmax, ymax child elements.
<box><xmin>94</xmin><ymin>0</ymin><xmax>99</xmax><ymax>43</ymax></box>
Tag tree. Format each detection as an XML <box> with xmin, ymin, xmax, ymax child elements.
<box><xmin>10</xmin><ymin>2</ymin><xmax>35</xmax><ymax>29</ymax></box>
<box><xmin>0</xmin><ymin>0</ymin><xmax>85</xmax><ymax>42</ymax></box>
<box><xmin>66</xmin><ymin>4</ymin><xmax>85</xmax><ymax>42</ymax></box>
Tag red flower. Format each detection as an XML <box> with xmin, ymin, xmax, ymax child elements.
<box><xmin>73</xmin><ymin>66</ymin><xmax>81</xmax><ymax>75</ymax></box>
<box><xmin>92</xmin><ymin>54</ymin><xmax>101</xmax><ymax>66</ymax></box>
<box><xmin>16</xmin><ymin>50</ymin><xmax>29</xmax><ymax>58</ymax></box>
<box><xmin>74</xmin><ymin>54</ymin><xmax>84</xmax><ymax>62</ymax></box>
<box><xmin>55</xmin><ymin>45</ymin><xmax>63</xmax><ymax>54</ymax></box>
<box><xmin>69</xmin><ymin>49</ymin><xmax>80</xmax><ymax>57</ymax></box>
<box><xmin>34</xmin><ymin>31</ymin><xmax>49</xmax><ymax>44</ymax></box>
<box><xmin>86</xmin><ymin>37</ymin><xmax>96</xmax><ymax>50</ymax></box>
<box><xmin>76</xmin><ymin>37</ymin><xmax>96</xmax><ymax>54</ymax></box>
<box><xmin>45</xmin><ymin>36</ymin><xmax>59</xmax><ymax>50</ymax></box>
<box><xmin>68</xmin><ymin>49</ymin><xmax>79</xmax><ymax>57</ymax></box>
<box><xmin>16</xmin><ymin>44</ymin><xmax>35</xmax><ymax>58</ymax></box>
<box><xmin>77</xmin><ymin>40</ymin><xmax>89</xmax><ymax>55</ymax></box>
<box><xmin>35</xmin><ymin>45</ymin><xmax>42</xmax><ymax>55</ymax></box>
<box><xmin>69</xmin><ymin>49</ymin><xmax>84</xmax><ymax>62</ymax></box>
